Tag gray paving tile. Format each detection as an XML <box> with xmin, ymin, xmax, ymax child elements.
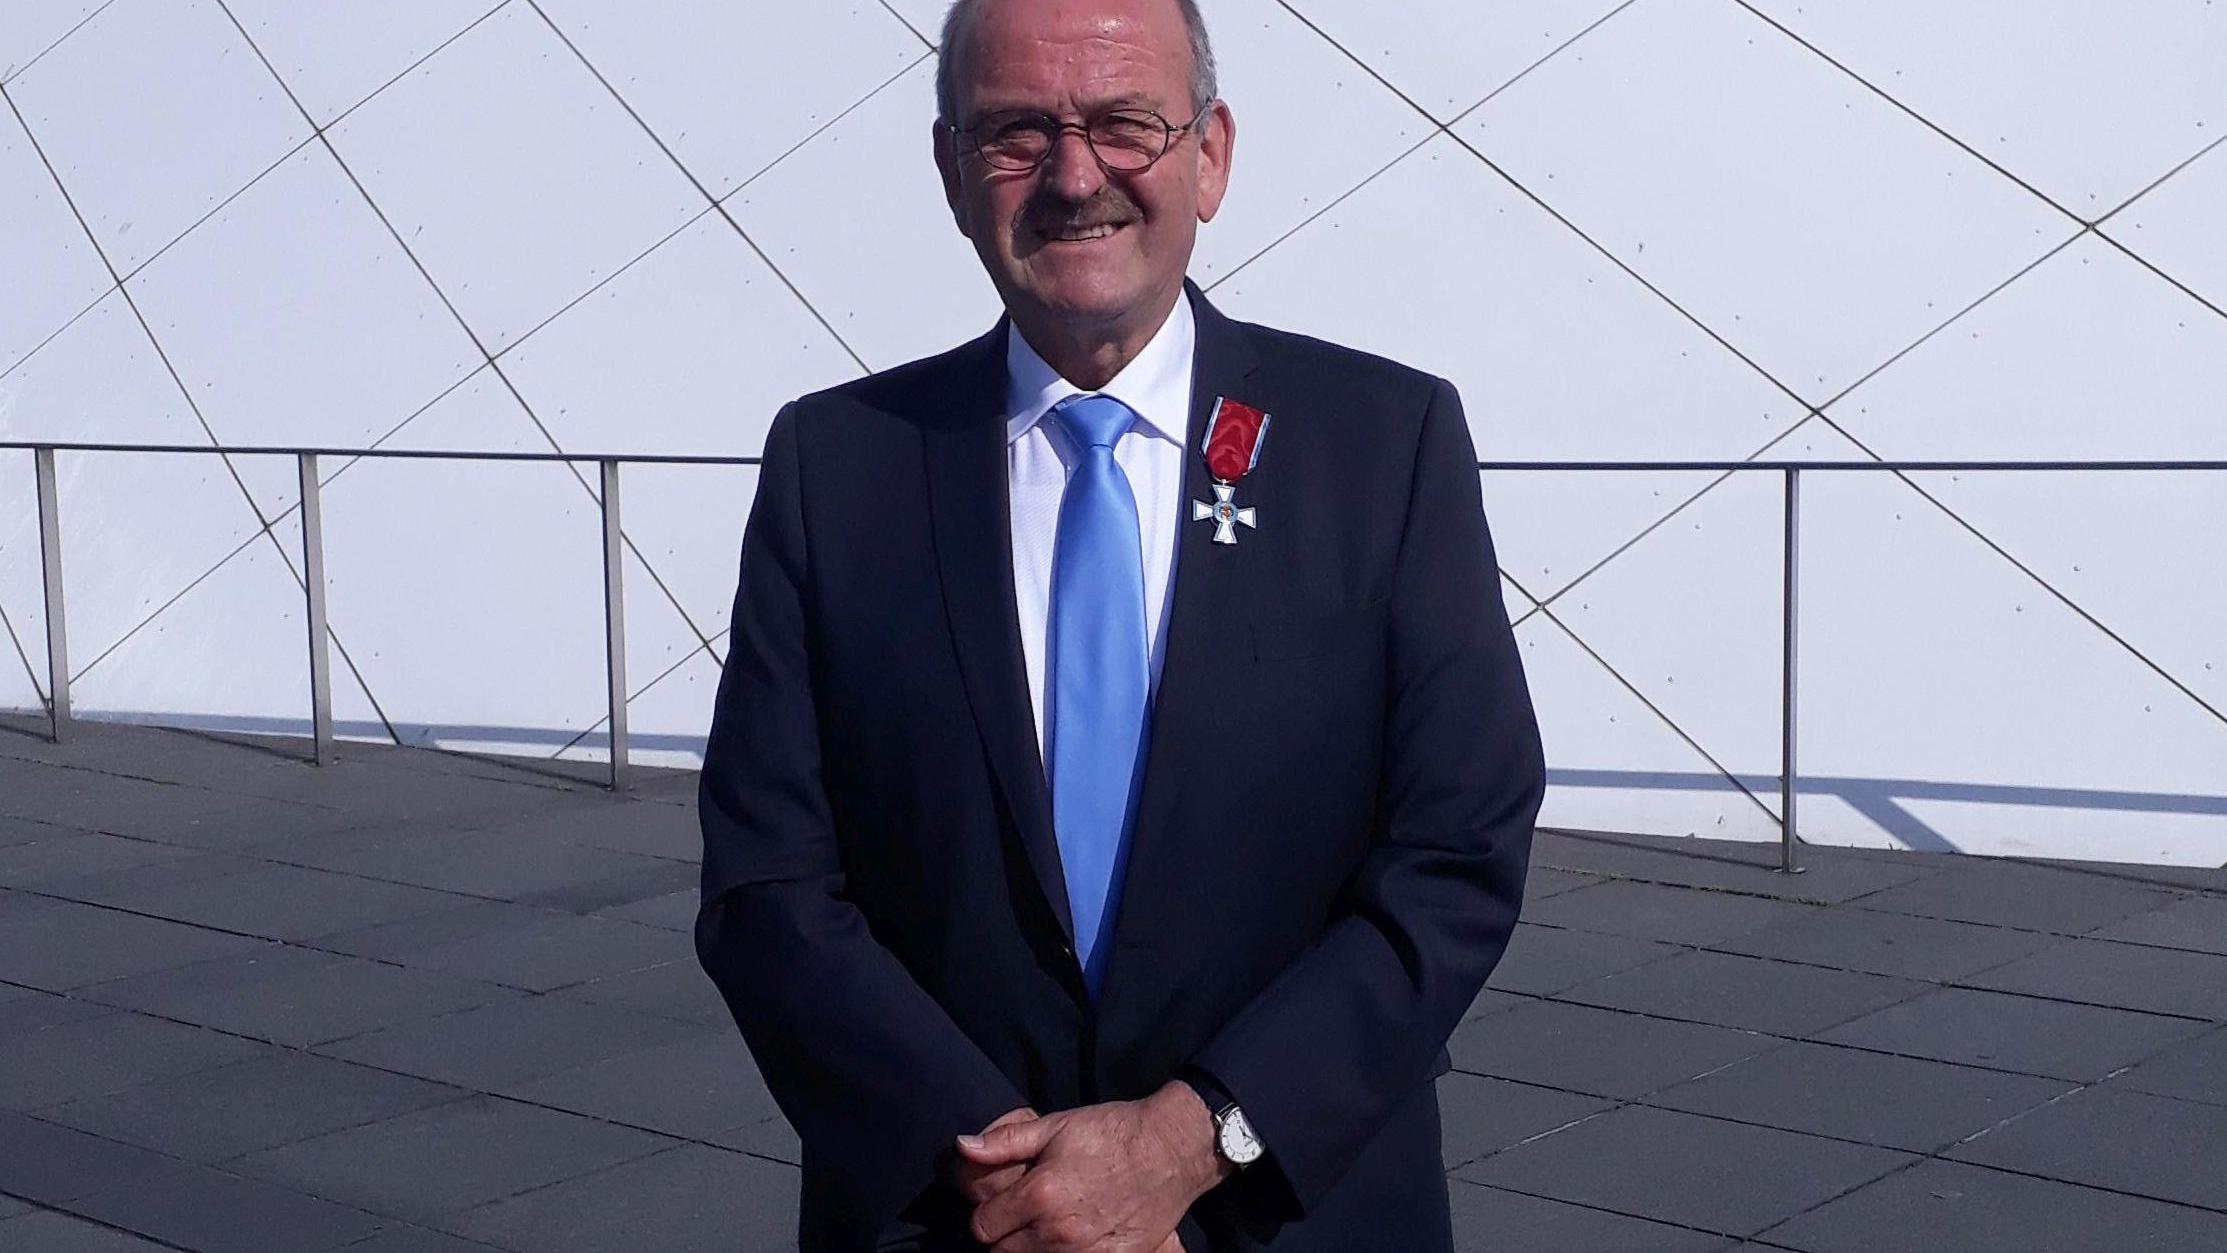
<box><xmin>1711</xmin><ymin>907</ymin><xmax>2063</xmax><ymax>982</ymax></box>
<box><xmin>1448</xmin><ymin>1180</ymin><xmax>1730</xmax><ymax>1253</ymax></box>
<box><xmin>547</xmin><ymin>958</ymin><xmax>733</xmax><ymax>1029</ymax></box>
<box><xmin>1520</xmin><ymin>879</ymin><xmax>1824</xmax><ymax>947</ymax></box>
<box><xmin>0</xmin><ymin>829</ymin><xmax>206</xmax><ymax>888</ymax></box>
<box><xmin>2090</xmin><ymin>893</ymin><xmax>2227</xmax><ymax>955</ymax></box>
<box><xmin>1450</xmin><ymin>998</ymin><xmax>1780</xmax><ymax>1100</ymax></box>
<box><xmin>1520</xmin><ymin>866</ymin><xmax>1606</xmax><ymax>900</ymax></box>
<box><xmin>61</xmin><ymin>859</ymin><xmax>469</xmax><ymax>944</ymax></box>
<box><xmin>0</xmin><ymin>1110</ymin><xmax>199</xmax><ymax>1205</ymax></box>
<box><xmin>69</xmin><ymin>1157</ymin><xmax>387</xmax><ymax>1253</ymax></box>
<box><xmin>1947</xmin><ymin>1087</ymin><xmax>2227</xmax><ymax>1212</ymax></box>
<box><xmin>481</xmin><ymin>797</ymin><xmax>703</xmax><ymax>862</ymax></box>
<box><xmin>495</xmin><ymin>1031</ymin><xmax>779</xmax><ymax>1138</ymax></box>
<box><xmin>313</xmin><ymin>1221</ymin><xmax>505</xmax><ymax>1252</ymax></box>
<box><xmin>707</xmin><ymin>1114</ymin><xmax>800</xmax><ymax>1166</ymax></box>
<box><xmin>351</xmin><ymin>910</ymin><xmax>684</xmax><ymax>993</ymax></box>
<box><xmin>0</xmin><ymin>894</ymin><xmax>267</xmax><ymax>991</ymax></box>
<box><xmin>313</xmin><ymin>994</ymin><xmax>703</xmax><ymax>1090</ymax></box>
<box><xmin>1819</xmin><ymin>986</ymin><xmax>2211</xmax><ymax>1082</ymax></box>
<box><xmin>590</xmin><ymin>887</ymin><xmax>695</xmax><ymax>933</ymax></box>
<box><xmin>305</xmin><ymin>899</ymin><xmax>573</xmax><ymax>961</ymax></box>
<box><xmin>1432</xmin><ymin>1071</ymin><xmax>1615</xmax><ymax>1170</ymax></box>
<box><xmin>37</xmin><ymin>1050</ymin><xmax>467</xmax><ymax>1162</ymax></box>
<box><xmin>1559</xmin><ymin>948</ymin><xmax>1930</xmax><ymax>1037</ymax></box>
<box><xmin>1455</xmin><ymin>1104</ymin><xmax>1912</xmax><ymax>1238</ymax></box>
<box><xmin>0</xmin><ymin>988</ymin><xmax>116</xmax><ymax>1039</ymax></box>
<box><xmin>1530</xmin><ymin>830</ymin><xmax>1933</xmax><ymax>904</ymax></box>
<box><xmin>0</xmin><ymin>1209</ymin><xmax>183</xmax><ymax>1251</ymax></box>
<box><xmin>1458</xmin><ymin>985</ymin><xmax>1529</xmax><ymax>1024</ymax></box>
<box><xmin>0</xmin><ymin>1007</ymin><xmax>271</xmax><ymax>1111</ymax></box>
<box><xmin>514</xmin><ymin>858</ymin><xmax>700</xmax><ymax>916</ymax></box>
<box><xmin>228</xmin><ymin>1095</ymin><xmax>676</xmax><ymax>1225</ymax></box>
<box><xmin>1486</xmin><ymin>922</ymin><xmax>1681</xmax><ymax>996</ymax></box>
<box><xmin>79</xmin><ymin>947</ymin><xmax>522</xmax><ymax>1049</ymax></box>
<box><xmin>39</xmin><ymin>849</ymin><xmax>268</xmax><ymax>904</ymax></box>
<box><xmin>438</xmin><ymin>1143</ymin><xmax>798</xmax><ymax>1253</ymax></box>
<box><xmin>2111</xmin><ymin>1025</ymin><xmax>2227</xmax><ymax>1107</ymax></box>
<box><xmin>240</xmin><ymin>823</ymin><xmax>674</xmax><ymax>900</ymax></box>
<box><xmin>0</xmin><ymin>770</ymin><xmax>362</xmax><ymax>847</ymax></box>
<box><xmin>0</xmin><ymin>812</ymin><xmax>78</xmax><ymax>849</ymax></box>
<box><xmin>1959</xmin><ymin>936</ymin><xmax>2227</xmax><ymax>1021</ymax></box>
<box><xmin>0</xmin><ymin>1193</ymin><xmax>29</xmax><ymax>1219</ymax></box>
<box><xmin>1759</xmin><ymin>1157</ymin><xmax>2227</xmax><ymax>1252</ymax></box>
<box><xmin>1850</xmin><ymin>860</ymin><xmax>2183</xmax><ymax>935</ymax></box>
<box><xmin>1646</xmin><ymin>1040</ymin><xmax>2074</xmax><ymax>1152</ymax></box>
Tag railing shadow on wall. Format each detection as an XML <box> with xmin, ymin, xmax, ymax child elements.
<box><xmin>7</xmin><ymin>441</ymin><xmax>2224</xmax><ymax>873</ymax></box>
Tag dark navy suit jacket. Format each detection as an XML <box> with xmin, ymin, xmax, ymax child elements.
<box><xmin>695</xmin><ymin>278</ymin><xmax>1545</xmax><ymax>1251</ymax></box>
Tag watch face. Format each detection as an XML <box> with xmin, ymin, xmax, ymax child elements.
<box><xmin>1218</xmin><ymin>1107</ymin><xmax>1264</xmax><ymax>1164</ymax></box>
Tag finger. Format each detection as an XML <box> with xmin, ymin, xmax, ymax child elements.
<box><xmin>953</xmin><ymin>1159</ymin><xmax>1028</xmax><ymax>1205</ymax></box>
<box><xmin>957</xmin><ymin>1115</ymin><xmax>1054</xmax><ymax>1163</ymax></box>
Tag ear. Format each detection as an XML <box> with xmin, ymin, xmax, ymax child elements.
<box><xmin>1193</xmin><ymin>100</ymin><xmax>1235</xmax><ymax>224</ymax></box>
<box><xmin>932</xmin><ymin>119</ymin><xmax>973</xmax><ymax>239</ymax></box>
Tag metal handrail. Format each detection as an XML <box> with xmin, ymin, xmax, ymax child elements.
<box><xmin>11</xmin><ymin>438</ymin><xmax>2225</xmax><ymax>872</ymax></box>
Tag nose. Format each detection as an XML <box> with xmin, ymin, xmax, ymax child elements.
<box><xmin>1038</xmin><ymin>125</ymin><xmax>1107</xmax><ymax>202</ymax></box>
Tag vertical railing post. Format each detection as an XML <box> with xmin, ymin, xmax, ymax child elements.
<box><xmin>34</xmin><ymin>447</ymin><xmax>70</xmax><ymax>743</ymax></box>
<box><xmin>299</xmin><ymin>453</ymin><xmax>333</xmax><ymax>765</ymax></box>
<box><xmin>600</xmin><ymin>459</ymin><xmax>629</xmax><ymax>792</ymax></box>
<box><xmin>1780</xmin><ymin>466</ymin><xmax>1802</xmax><ymax>873</ymax></box>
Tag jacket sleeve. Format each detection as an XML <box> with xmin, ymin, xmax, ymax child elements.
<box><xmin>1184</xmin><ymin>375</ymin><xmax>1545</xmax><ymax>1234</ymax></box>
<box><xmin>695</xmin><ymin>401</ymin><xmax>1031</xmax><ymax>1239</ymax></box>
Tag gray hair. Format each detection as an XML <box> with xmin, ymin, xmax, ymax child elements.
<box><xmin>934</xmin><ymin>0</ymin><xmax>1219</xmax><ymax>125</ymax></box>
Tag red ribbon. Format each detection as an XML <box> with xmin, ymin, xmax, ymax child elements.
<box><xmin>1204</xmin><ymin>398</ymin><xmax>1268</xmax><ymax>482</ymax></box>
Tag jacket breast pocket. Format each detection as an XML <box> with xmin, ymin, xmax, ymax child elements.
<box><xmin>1250</xmin><ymin>599</ymin><xmax>1388</xmax><ymax>662</ymax></box>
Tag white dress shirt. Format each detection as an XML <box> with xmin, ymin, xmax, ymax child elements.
<box><xmin>1006</xmin><ymin>292</ymin><xmax>1196</xmax><ymax>765</ymax></box>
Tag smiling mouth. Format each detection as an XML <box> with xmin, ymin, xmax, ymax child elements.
<box><xmin>1040</xmin><ymin>222</ymin><xmax>1126</xmax><ymax>243</ymax></box>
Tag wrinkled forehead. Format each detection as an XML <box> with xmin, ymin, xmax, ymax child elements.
<box><xmin>955</xmin><ymin>0</ymin><xmax>1195</xmax><ymax>117</ymax></box>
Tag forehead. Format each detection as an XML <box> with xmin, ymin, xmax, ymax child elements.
<box><xmin>958</xmin><ymin>0</ymin><xmax>1193</xmax><ymax>113</ymax></box>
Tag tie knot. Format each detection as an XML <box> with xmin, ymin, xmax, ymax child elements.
<box><xmin>1051</xmin><ymin>393</ymin><xmax>1137</xmax><ymax>452</ymax></box>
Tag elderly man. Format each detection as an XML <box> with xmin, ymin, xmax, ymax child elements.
<box><xmin>693</xmin><ymin>0</ymin><xmax>1545</xmax><ymax>1248</ymax></box>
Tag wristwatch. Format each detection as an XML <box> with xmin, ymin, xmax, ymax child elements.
<box><xmin>1178</xmin><ymin>1067</ymin><xmax>1264</xmax><ymax>1168</ymax></box>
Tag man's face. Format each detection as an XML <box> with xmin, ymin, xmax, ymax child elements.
<box><xmin>933</xmin><ymin>0</ymin><xmax>1234</xmax><ymax>336</ymax></box>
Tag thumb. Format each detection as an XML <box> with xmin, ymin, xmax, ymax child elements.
<box><xmin>955</xmin><ymin>1114</ymin><xmax>1054</xmax><ymax>1163</ymax></box>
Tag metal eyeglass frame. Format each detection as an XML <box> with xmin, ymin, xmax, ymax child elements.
<box><xmin>946</xmin><ymin>100</ymin><xmax>1216</xmax><ymax>174</ymax></box>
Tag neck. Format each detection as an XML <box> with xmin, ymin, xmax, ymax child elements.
<box><xmin>1011</xmin><ymin>285</ymin><xmax>1184</xmax><ymax>391</ymax></box>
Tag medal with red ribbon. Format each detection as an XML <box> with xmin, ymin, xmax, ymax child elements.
<box><xmin>1192</xmin><ymin>396</ymin><xmax>1270</xmax><ymax>545</ymax></box>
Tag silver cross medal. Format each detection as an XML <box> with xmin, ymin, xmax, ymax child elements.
<box><xmin>1192</xmin><ymin>482</ymin><xmax>1256</xmax><ymax>545</ymax></box>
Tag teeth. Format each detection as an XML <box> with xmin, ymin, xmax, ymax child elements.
<box><xmin>1051</xmin><ymin>224</ymin><xmax>1116</xmax><ymax>241</ymax></box>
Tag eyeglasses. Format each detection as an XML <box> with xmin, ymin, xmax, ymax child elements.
<box><xmin>948</xmin><ymin>102</ymin><xmax>1214</xmax><ymax>174</ymax></box>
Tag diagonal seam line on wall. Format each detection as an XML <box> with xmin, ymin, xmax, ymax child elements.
<box><xmin>0</xmin><ymin>0</ymin><xmax>120</xmax><ymax>87</ymax></box>
<box><xmin>0</xmin><ymin>597</ymin><xmax>50</xmax><ymax>709</ymax></box>
<box><xmin>874</xmin><ymin>0</ymin><xmax>936</xmax><ymax>51</ymax></box>
<box><xmin>545</xmin><ymin>638</ymin><xmax>723</xmax><ymax>760</ymax></box>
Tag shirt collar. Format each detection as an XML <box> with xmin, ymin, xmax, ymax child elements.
<box><xmin>1004</xmin><ymin>289</ymin><xmax>1196</xmax><ymax>448</ymax></box>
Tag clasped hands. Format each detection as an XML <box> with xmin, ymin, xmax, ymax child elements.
<box><xmin>947</xmin><ymin>1079</ymin><xmax>1235</xmax><ymax>1252</ymax></box>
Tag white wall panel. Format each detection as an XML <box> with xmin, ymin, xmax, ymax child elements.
<box><xmin>0</xmin><ymin>105</ymin><xmax>111</xmax><ymax>377</ymax></box>
<box><xmin>724</xmin><ymin>57</ymin><xmax>1003</xmax><ymax>371</ymax></box>
<box><xmin>1458</xmin><ymin>0</ymin><xmax>2072</xmax><ymax>402</ymax></box>
<box><xmin>554</xmin><ymin>643</ymin><xmax>722</xmax><ymax>770</ymax></box>
<box><xmin>1214</xmin><ymin>133</ymin><xmax>1801</xmax><ymax>600</ymax></box>
<box><xmin>323</xmin><ymin>1</ymin><xmax>705</xmax><ymax>355</ymax></box>
<box><xmin>5</xmin><ymin>0</ymin><xmax>312</xmax><ymax>277</ymax></box>
<box><xmin>227</xmin><ymin>0</ymin><xmax>505</xmax><ymax>128</ymax></box>
<box><xmin>1748</xmin><ymin>0</ymin><xmax>2227</xmax><ymax>213</ymax></box>
<box><xmin>0</xmin><ymin>0</ymin><xmax>105</xmax><ymax>82</ymax></box>
<box><xmin>1283</xmin><ymin>0</ymin><xmax>1632</xmax><ymax>121</ymax></box>
<box><xmin>502</xmin><ymin>210</ymin><xmax>860</xmax><ymax>459</ymax></box>
<box><xmin>125</xmin><ymin>142</ymin><xmax>484</xmax><ymax>521</ymax></box>
<box><xmin>536</xmin><ymin>0</ymin><xmax>924</xmax><ymax>201</ymax></box>
<box><xmin>1182</xmin><ymin>0</ymin><xmax>1427</xmax><ymax>287</ymax></box>
<box><xmin>2111</xmin><ymin>142</ymin><xmax>2227</xmax><ymax>313</ymax></box>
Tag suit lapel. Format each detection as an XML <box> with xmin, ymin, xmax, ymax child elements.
<box><xmin>922</xmin><ymin>319</ymin><xmax>1075</xmax><ymax>947</ymax></box>
<box><xmin>1102</xmin><ymin>281</ymin><xmax>1261</xmax><ymax>980</ymax></box>
<box><xmin>922</xmin><ymin>282</ymin><xmax>1263</xmax><ymax>989</ymax></box>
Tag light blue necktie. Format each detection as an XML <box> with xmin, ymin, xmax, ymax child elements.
<box><xmin>1046</xmin><ymin>393</ymin><xmax>1150</xmax><ymax>1001</ymax></box>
